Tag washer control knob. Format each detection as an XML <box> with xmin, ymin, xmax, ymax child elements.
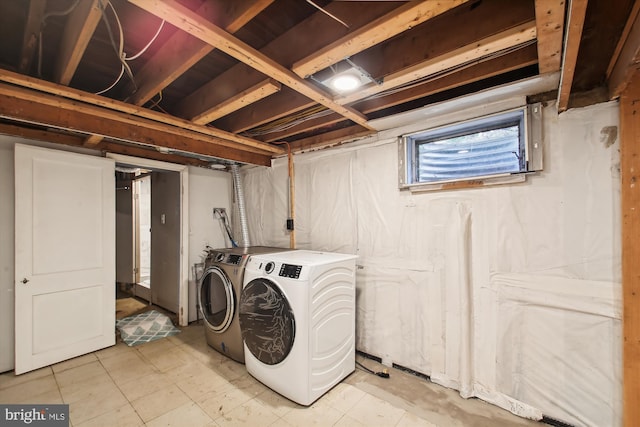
<box><xmin>215</xmin><ymin>253</ymin><xmax>225</xmax><ymax>262</ymax></box>
<box><xmin>265</xmin><ymin>262</ymin><xmax>275</xmax><ymax>274</ymax></box>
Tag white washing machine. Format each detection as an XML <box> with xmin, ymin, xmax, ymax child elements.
<box><xmin>198</xmin><ymin>246</ymin><xmax>290</xmax><ymax>363</ymax></box>
<box><xmin>238</xmin><ymin>250</ymin><xmax>358</xmax><ymax>406</ymax></box>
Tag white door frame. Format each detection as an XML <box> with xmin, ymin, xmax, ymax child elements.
<box><xmin>107</xmin><ymin>154</ymin><xmax>189</xmax><ymax>326</ymax></box>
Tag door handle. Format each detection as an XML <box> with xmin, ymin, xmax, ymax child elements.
<box><xmin>21</xmin><ymin>278</ymin><xmax>29</xmax><ymax>284</ymax></box>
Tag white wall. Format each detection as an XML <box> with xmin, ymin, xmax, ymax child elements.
<box><xmin>242</xmin><ymin>101</ymin><xmax>622</xmax><ymax>427</ymax></box>
<box><xmin>0</xmin><ymin>137</ymin><xmax>233</xmax><ymax>371</ymax></box>
<box><xmin>187</xmin><ymin>166</ymin><xmax>233</xmax><ymax>322</ymax></box>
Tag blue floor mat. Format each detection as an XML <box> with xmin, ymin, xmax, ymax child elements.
<box><xmin>116</xmin><ymin>310</ymin><xmax>180</xmax><ymax>346</ymax></box>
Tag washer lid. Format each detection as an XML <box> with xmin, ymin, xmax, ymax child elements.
<box><xmin>239</xmin><ymin>278</ymin><xmax>295</xmax><ymax>365</ymax></box>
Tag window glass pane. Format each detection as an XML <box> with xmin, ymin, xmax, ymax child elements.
<box><xmin>415</xmin><ymin>120</ymin><xmax>522</xmax><ymax>182</ymax></box>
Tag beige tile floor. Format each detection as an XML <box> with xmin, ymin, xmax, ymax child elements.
<box><xmin>0</xmin><ymin>323</ymin><xmax>541</xmax><ymax>427</ymax></box>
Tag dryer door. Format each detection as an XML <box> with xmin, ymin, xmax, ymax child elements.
<box><xmin>239</xmin><ymin>278</ymin><xmax>295</xmax><ymax>365</ymax></box>
<box><xmin>198</xmin><ymin>266</ymin><xmax>234</xmax><ymax>332</ymax></box>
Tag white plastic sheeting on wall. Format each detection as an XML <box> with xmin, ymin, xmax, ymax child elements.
<box><xmin>241</xmin><ymin>101</ymin><xmax>621</xmax><ymax>427</ymax></box>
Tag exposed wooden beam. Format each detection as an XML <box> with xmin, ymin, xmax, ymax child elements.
<box><xmin>287</xmin><ymin>125</ymin><xmax>374</xmax><ymax>153</ymax></box>
<box><xmin>216</xmin><ymin>88</ymin><xmax>316</xmax><ymax>134</ymax></box>
<box><xmin>352</xmin><ymin>0</ymin><xmax>535</xmax><ymax>79</ymax></box>
<box><xmin>620</xmin><ymin>70</ymin><xmax>640</xmax><ymax>427</ymax></box>
<box><xmin>0</xmin><ymin>82</ymin><xmax>276</xmax><ymax>156</ymax></box>
<box><xmin>534</xmin><ymin>0</ymin><xmax>566</xmax><ymax>73</ymax></box>
<box><xmin>216</xmin><ymin>0</ymin><xmax>535</xmax><ymax>135</ymax></box>
<box><xmin>95</xmin><ymin>142</ymin><xmax>211</xmax><ymax>167</ymax></box>
<box><xmin>261</xmin><ymin>111</ymin><xmax>342</xmax><ymax>143</ymax></box>
<box><xmin>557</xmin><ymin>0</ymin><xmax>588</xmax><ymax>112</ymax></box>
<box><xmin>355</xmin><ymin>44</ymin><xmax>539</xmax><ymax>114</ymax></box>
<box><xmin>190</xmin><ymin>79</ymin><xmax>281</xmax><ymax>124</ymax></box>
<box><xmin>127</xmin><ymin>0</ymin><xmax>273</xmax><ymax>106</ymax></box>
<box><xmin>260</xmin><ymin>45</ymin><xmax>539</xmax><ymax>142</ymax></box>
<box><xmin>0</xmin><ymin>68</ymin><xmax>282</xmax><ymax>154</ymax></box>
<box><xmin>84</xmin><ymin>134</ymin><xmax>103</xmax><ymax>147</ymax></box>
<box><xmin>54</xmin><ymin>0</ymin><xmax>102</xmax><ymax>85</ymax></box>
<box><xmin>0</xmin><ymin>91</ymin><xmax>272</xmax><ymax>166</ymax></box>
<box><xmin>174</xmin><ymin>2</ymin><xmax>397</xmax><ymax>126</ymax></box>
<box><xmin>0</xmin><ymin>122</ymin><xmax>87</xmax><ymax>147</ymax></box>
<box><xmin>337</xmin><ymin>21</ymin><xmax>538</xmax><ymax>105</ymax></box>
<box><xmin>18</xmin><ymin>0</ymin><xmax>47</xmax><ymax>73</ymax></box>
<box><xmin>129</xmin><ymin>0</ymin><xmax>374</xmax><ymax>130</ymax></box>
<box><xmin>0</xmin><ymin>122</ymin><xmax>210</xmax><ymax>167</ymax></box>
<box><xmin>292</xmin><ymin>0</ymin><xmax>469</xmax><ymax>78</ymax></box>
<box><xmin>608</xmin><ymin>1</ymin><xmax>640</xmax><ymax>99</ymax></box>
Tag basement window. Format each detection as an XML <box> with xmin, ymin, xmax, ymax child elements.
<box><xmin>398</xmin><ymin>104</ymin><xmax>542</xmax><ymax>191</ymax></box>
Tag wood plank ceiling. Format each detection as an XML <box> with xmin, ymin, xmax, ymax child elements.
<box><xmin>0</xmin><ymin>0</ymin><xmax>637</xmax><ymax>167</ymax></box>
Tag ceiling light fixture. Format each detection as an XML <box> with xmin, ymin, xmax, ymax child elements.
<box><xmin>310</xmin><ymin>58</ymin><xmax>379</xmax><ymax>94</ymax></box>
<box><xmin>330</xmin><ymin>72</ymin><xmax>362</xmax><ymax>91</ymax></box>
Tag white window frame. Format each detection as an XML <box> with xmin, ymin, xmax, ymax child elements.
<box><xmin>398</xmin><ymin>103</ymin><xmax>543</xmax><ymax>192</ymax></box>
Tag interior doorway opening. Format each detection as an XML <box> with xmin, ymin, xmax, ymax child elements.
<box><xmin>113</xmin><ymin>154</ymin><xmax>189</xmax><ymax>326</ymax></box>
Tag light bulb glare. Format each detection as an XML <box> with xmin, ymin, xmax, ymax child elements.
<box><xmin>331</xmin><ymin>73</ymin><xmax>361</xmax><ymax>91</ymax></box>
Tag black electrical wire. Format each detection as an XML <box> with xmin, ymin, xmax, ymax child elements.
<box><xmin>356</xmin><ymin>360</ymin><xmax>390</xmax><ymax>378</ymax></box>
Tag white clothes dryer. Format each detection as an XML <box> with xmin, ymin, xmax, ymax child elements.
<box><xmin>239</xmin><ymin>250</ymin><xmax>357</xmax><ymax>406</ymax></box>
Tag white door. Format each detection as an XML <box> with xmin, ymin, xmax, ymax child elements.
<box><xmin>15</xmin><ymin>144</ymin><xmax>115</xmax><ymax>374</ymax></box>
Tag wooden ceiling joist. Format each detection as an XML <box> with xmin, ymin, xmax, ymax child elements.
<box><xmin>534</xmin><ymin>0</ymin><xmax>567</xmax><ymax>73</ymax></box>
<box><xmin>336</xmin><ymin>21</ymin><xmax>538</xmax><ymax>106</ymax></box>
<box><xmin>288</xmin><ymin>125</ymin><xmax>374</xmax><ymax>153</ymax></box>
<box><xmin>557</xmin><ymin>0</ymin><xmax>589</xmax><ymax>112</ymax></box>
<box><xmin>0</xmin><ymin>68</ymin><xmax>282</xmax><ymax>154</ymax></box>
<box><xmin>607</xmin><ymin>1</ymin><xmax>640</xmax><ymax>99</ymax></box>
<box><xmin>191</xmin><ymin>79</ymin><xmax>281</xmax><ymax>125</ymax></box>
<box><xmin>0</xmin><ymin>90</ymin><xmax>271</xmax><ymax>166</ymax></box>
<box><xmin>260</xmin><ymin>45</ymin><xmax>540</xmax><ymax>142</ymax></box>
<box><xmin>128</xmin><ymin>0</ymin><xmax>373</xmax><ymax>130</ymax></box>
<box><xmin>216</xmin><ymin>88</ymin><xmax>316</xmax><ymax>134</ymax></box>
<box><xmin>54</xmin><ymin>0</ymin><xmax>102</xmax><ymax>85</ymax></box>
<box><xmin>0</xmin><ymin>122</ymin><xmax>210</xmax><ymax>167</ymax></box>
<box><xmin>0</xmin><ymin>82</ymin><xmax>275</xmax><ymax>156</ymax></box>
<box><xmin>174</xmin><ymin>2</ymin><xmax>398</xmax><ymax>125</ymax></box>
<box><xmin>355</xmin><ymin>44</ymin><xmax>539</xmax><ymax>115</ymax></box>
<box><xmin>215</xmin><ymin>0</ymin><xmax>536</xmax><ymax>138</ymax></box>
<box><xmin>18</xmin><ymin>0</ymin><xmax>47</xmax><ymax>74</ymax></box>
<box><xmin>127</xmin><ymin>0</ymin><xmax>273</xmax><ymax>106</ymax></box>
<box><xmin>291</xmin><ymin>0</ymin><xmax>470</xmax><ymax>78</ymax></box>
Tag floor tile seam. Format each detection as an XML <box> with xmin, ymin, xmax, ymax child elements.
<box><xmin>330</xmin><ymin>412</ymin><xmax>351</xmax><ymax>426</ymax></box>
<box><xmin>51</xmin><ymin>354</ymin><xmax>99</xmax><ymax>375</ymax></box>
<box><xmin>0</xmin><ymin>378</ymin><xmax>62</xmax><ymax>405</ymax></box>
<box><xmin>192</xmin><ymin>394</ymin><xmax>232</xmax><ymax>424</ymax></box>
<box><xmin>144</xmin><ymin>400</ymin><xmax>215</xmax><ymax>426</ymax></box>
<box><xmin>327</xmin><ymin>386</ymin><xmax>367</xmax><ymax>414</ymax></box>
<box><xmin>57</xmin><ymin>375</ymin><xmax>119</xmax><ymax>405</ymax></box>
<box><xmin>54</xmin><ymin>364</ymin><xmax>114</xmax><ymax>391</ymax></box>
<box><xmin>133</xmin><ymin>345</ymin><xmax>186</xmax><ymax>373</ymax></box>
<box><xmin>66</xmin><ymin>391</ymin><xmax>129</xmax><ymax>426</ymax></box>
<box><xmin>71</xmin><ymin>402</ymin><xmax>137</xmax><ymax>427</ymax></box>
<box><xmin>0</xmin><ymin>368</ymin><xmax>55</xmax><ymax>394</ymax></box>
<box><xmin>94</xmin><ymin>352</ymin><xmax>151</xmax><ymax>419</ymax></box>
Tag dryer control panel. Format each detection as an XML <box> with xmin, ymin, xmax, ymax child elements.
<box><xmin>226</xmin><ymin>254</ymin><xmax>243</xmax><ymax>265</ymax></box>
<box><xmin>279</xmin><ymin>263</ymin><xmax>302</xmax><ymax>279</ymax></box>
